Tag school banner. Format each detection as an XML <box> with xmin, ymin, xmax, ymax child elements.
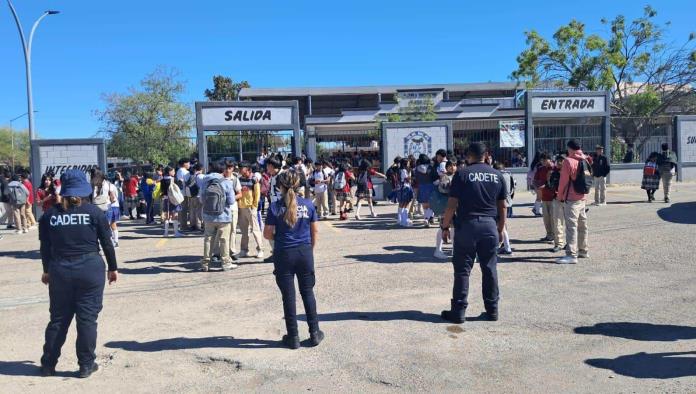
<box><xmin>499</xmin><ymin>120</ymin><xmax>525</xmax><ymax>148</ymax></box>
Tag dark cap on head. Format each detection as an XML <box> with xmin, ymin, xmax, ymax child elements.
<box><xmin>567</xmin><ymin>139</ymin><xmax>581</xmax><ymax>151</ymax></box>
<box><xmin>60</xmin><ymin>169</ymin><xmax>93</xmax><ymax>198</ymax></box>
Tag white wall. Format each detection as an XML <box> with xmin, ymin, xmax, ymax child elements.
<box><xmin>39</xmin><ymin>144</ymin><xmax>100</xmax><ymax>178</ymax></box>
<box><xmin>383</xmin><ymin>125</ymin><xmax>448</xmax><ymax>169</ymax></box>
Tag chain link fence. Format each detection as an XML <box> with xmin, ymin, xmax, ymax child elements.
<box><xmin>610</xmin><ymin>116</ymin><xmax>674</xmax><ymax>164</ymax></box>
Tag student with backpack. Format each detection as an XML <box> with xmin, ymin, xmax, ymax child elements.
<box><xmin>549</xmin><ymin>155</ymin><xmax>566</xmax><ymax>253</ymax></box>
<box><xmin>535</xmin><ymin>153</ymin><xmax>555</xmax><ymax>243</ymax></box>
<box><xmin>187</xmin><ymin>164</ymin><xmax>204</xmax><ymax>232</ymax></box>
<box><xmin>354</xmin><ymin>160</ymin><xmax>386</xmax><ymax>220</ymax></box>
<box><xmin>91</xmin><ymin>169</ymin><xmax>120</xmax><ymax>247</ymax></box>
<box><xmin>153</xmin><ymin>166</ymin><xmax>184</xmax><ymax>237</ymax></box>
<box><xmin>333</xmin><ymin>163</ymin><xmax>354</xmax><ymax>220</ymax></box>
<box><xmin>310</xmin><ymin>162</ymin><xmax>330</xmax><ymax>219</ymax></box>
<box><xmin>641</xmin><ymin>152</ymin><xmax>661</xmax><ymax>202</ymax></box>
<box><xmin>7</xmin><ymin>174</ymin><xmax>30</xmax><ymax>234</ymax></box>
<box><xmin>199</xmin><ymin>162</ymin><xmax>239</xmax><ymax>272</ymax></box>
<box><xmin>494</xmin><ymin>162</ymin><xmax>514</xmax><ymax>256</ymax></box>
<box><xmin>556</xmin><ymin>140</ymin><xmax>592</xmax><ymax>264</ymax></box>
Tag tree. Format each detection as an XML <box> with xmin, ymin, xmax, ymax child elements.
<box><xmin>512</xmin><ymin>6</ymin><xmax>696</xmax><ymax>158</ymax></box>
<box><xmin>204</xmin><ymin>75</ymin><xmax>250</xmax><ymax>101</ymax></box>
<box><xmin>0</xmin><ymin>127</ymin><xmax>30</xmax><ymax>170</ymax></box>
<box><xmin>96</xmin><ymin>67</ymin><xmax>194</xmax><ymax>165</ymax></box>
<box><xmin>384</xmin><ymin>96</ymin><xmax>438</xmax><ymax>122</ymax></box>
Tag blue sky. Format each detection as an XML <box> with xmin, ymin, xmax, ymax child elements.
<box><xmin>0</xmin><ymin>0</ymin><xmax>693</xmax><ymax>138</ymax></box>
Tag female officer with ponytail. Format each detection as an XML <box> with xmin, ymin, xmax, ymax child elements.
<box><xmin>38</xmin><ymin>169</ymin><xmax>118</xmax><ymax>378</ymax></box>
<box><xmin>263</xmin><ymin>170</ymin><xmax>323</xmax><ymax>349</ymax></box>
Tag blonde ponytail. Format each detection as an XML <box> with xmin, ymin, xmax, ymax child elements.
<box><xmin>277</xmin><ymin>170</ymin><xmax>301</xmax><ymax>227</ymax></box>
<box><xmin>284</xmin><ymin>188</ymin><xmax>298</xmax><ymax>227</ymax></box>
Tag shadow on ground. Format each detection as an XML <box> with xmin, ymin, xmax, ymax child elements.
<box><xmin>345</xmin><ymin>245</ymin><xmax>445</xmax><ymax>264</ymax></box>
<box><xmin>0</xmin><ymin>360</ymin><xmax>73</xmax><ymax>377</ymax></box>
<box><xmin>585</xmin><ymin>351</ymin><xmax>696</xmax><ymax>379</ymax></box>
<box><xmin>299</xmin><ymin>310</ymin><xmax>447</xmax><ymax>324</ymax></box>
<box><xmin>657</xmin><ymin>202</ymin><xmax>696</xmax><ymax>224</ymax></box>
<box><xmin>104</xmin><ymin>336</ymin><xmax>280</xmax><ymax>351</ymax></box>
<box><xmin>0</xmin><ymin>250</ymin><xmax>41</xmax><ymax>261</ymax></box>
<box><xmin>574</xmin><ymin>322</ymin><xmax>696</xmax><ymax>341</ymax></box>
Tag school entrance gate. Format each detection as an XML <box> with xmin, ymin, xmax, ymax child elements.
<box><xmin>195</xmin><ymin>101</ymin><xmax>301</xmax><ymax>168</ymax></box>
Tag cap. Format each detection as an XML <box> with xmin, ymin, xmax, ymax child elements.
<box><xmin>59</xmin><ymin>169</ymin><xmax>93</xmax><ymax>198</ymax></box>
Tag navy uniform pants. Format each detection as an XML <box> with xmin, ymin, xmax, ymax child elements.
<box><xmin>273</xmin><ymin>244</ymin><xmax>319</xmax><ymax>336</ymax></box>
<box><xmin>451</xmin><ymin>216</ymin><xmax>500</xmax><ymax>314</ymax></box>
<box><xmin>41</xmin><ymin>253</ymin><xmax>105</xmax><ymax>368</ymax></box>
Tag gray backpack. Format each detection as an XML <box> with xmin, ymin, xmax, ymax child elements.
<box><xmin>9</xmin><ymin>184</ymin><xmax>28</xmax><ymax>205</ymax></box>
<box><xmin>203</xmin><ymin>178</ymin><xmax>226</xmax><ymax>216</ymax></box>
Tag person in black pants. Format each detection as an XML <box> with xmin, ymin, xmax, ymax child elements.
<box><xmin>38</xmin><ymin>169</ymin><xmax>118</xmax><ymax>378</ymax></box>
<box><xmin>263</xmin><ymin>170</ymin><xmax>324</xmax><ymax>349</ymax></box>
<box><xmin>439</xmin><ymin>143</ymin><xmax>508</xmax><ymax>323</ymax></box>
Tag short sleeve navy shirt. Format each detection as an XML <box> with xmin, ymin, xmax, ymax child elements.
<box><xmin>265</xmin><ymin>197</ymin><xmax>318</xmax><ymax>249</ymax></box>
<box><xmin>449</xmin><ymin>163</ymin><xmax>507</xmax><ymax>218</ymax></box>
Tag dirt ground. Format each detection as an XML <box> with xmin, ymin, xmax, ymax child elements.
<box><xmin>1</xmin><ymin>183</ymin><xmax>695</xmax><ymax>393</ymax></box>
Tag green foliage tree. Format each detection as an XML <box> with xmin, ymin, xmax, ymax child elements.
<box><xmin>96</xmin><ymin>67</ymin><xmax>194</xmax><ymax>165</ymax></box>
<box><xmin>511</xmin><ymin>5</ymin><xmax>696</xmax><ymax>158</ymax></box>
<box><xmin>204</xmin><ymin>75</ymin><xmax>250</xmax><ymax>101</ymax></box>
<box><xmin>0</xmin><ymin>127</ymin><xmax>30</xmax><ymax>170</ymax></box>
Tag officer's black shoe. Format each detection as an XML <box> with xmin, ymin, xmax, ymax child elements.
<box><xmin>282</xmin><ymin>334</ymin><xmax>300</xmax><ymax>350</ymax></box>
<box><xmin>78</xmin><ymin>363</ymin><xmax>98</xmax><ymax>378</ymax></box>
<box><xmin>441</xmin><ymin>310</ymin><xmax>465</xmax><ymax>324</ymax></box>
<box><xmin>263</xmin><ymin>255</ymin><xmax>274</xmax><ymax>264</ymax></box>
<box><xmin>39</xmin><ymin>365</ymin><xmax>55</xmax><ymax>377</ymax></box>
<box><xmin>309</xmin><ymin>330</ymin><xmax>325</xmax><ymax>347</ymax></box>
<box><xmin>484</xmin><ymin>308</ymin><xmax>499</xmax><ymax>321</ymax></box>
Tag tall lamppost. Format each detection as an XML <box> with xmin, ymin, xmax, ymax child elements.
<box><xmin>7</xmin><ymin>1</ymin><xmax>59</xmax><ymax>141</ymax></box>
<box><xmin>8</xmin><ymin>111</ymin><xmax>37</xmax><ymax>174</ymax></box>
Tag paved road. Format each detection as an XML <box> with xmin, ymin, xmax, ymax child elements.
<box><xmin>1</xmin><ymin>184</ymin><xmax>695</xmax><ymax>392</ymax></box>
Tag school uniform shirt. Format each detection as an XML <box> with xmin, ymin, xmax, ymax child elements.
<box><xmin>312</xmin><ymin>170</ymin><xmax>329</xmax><ymax>194</ymax></box>
<box><xmin>176</xmin><ymin>167</ymin><xmax>191</xmax><ymax>197</ymax></box>
<box><xmin>198</xmin><ymin>173</ymin><xmax>237</xmax><ymax>223</ymax></box>
<box><xmin>238</xmin><ymin>177</ymin><xmax>260</xmax><ymax>209</ymax></box>
<box><xmin>536</xmin><ymin>165</ymin><xmax>555</xmax><ymax>202</ymax></box>
<box><xmin>22</xmin><ymin>180</ymin><xmax>34</xmax><ymax>205</ymax></box>
<box><xmin>266</xmin><ymin>197</ymin><xmax>318</xmax><ymax>249</ymax></box>
<box><xmin>108</xmin><ymin>182</ymin><xmax>120</xmax><ymax>208</ymax></box>
<box><xmin>39</xmin><ymin>203</ymin><xmax>118</xmax><ymax>273</ymax></box>
<box><xmin>449</xmin><ymin>163</ymin><xmax>507</xmax><ymax>219</ymax></box>
<box><xmin>399</xmin><ymin>169</ymin><xmax>411</xmax><ymax>187</ymax></box>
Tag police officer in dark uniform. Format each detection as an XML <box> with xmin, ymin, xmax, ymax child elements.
<box><xmin>38</xmin><ymin>169</ymin><xmax>118</xmax><ymax>378</ymax></box>
<box><xmin>439</xmin><ymin>143</ymin><xmax>507</xmax><ymax>323</ymax></box>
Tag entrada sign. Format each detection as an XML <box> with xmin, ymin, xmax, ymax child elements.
<box><xmin>200</xmin><ymin>106</ymin><xmax>293</xmax><ymax>127</ymax></box>
<box><xmin>530</xmin><ymin>96</ymin><xmax>606</xmax><ymax>115</ymax></box>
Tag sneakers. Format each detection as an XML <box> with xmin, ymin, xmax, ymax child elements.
<box><xmin>665</xmin><ymin>197</ymin><xmax>671</xmax><ymax>203</ymax></box>
<box><xmin>434</xmin><ymin>250</ymin><xmax>448</xmax><ymax>260</ymax></box>
<box><xmin>578</xmin><ymin>251</ymin><xmax>590</xmax><ymax>259</ymax></box>
<box><xmin>15</xmin><ymin>229</ymin><xmax>22</xmax><ymax>234</ymax></box>
<box><xmin>355</xmin><ymin>214</ymin><xmax>361</xmax><ymax>221</ymax></box>
<box><xmin>256</xmin><ymin>251</ymin><xmax>265</xmax><ymax>259</ymax></box>
<box><xmin>556</xmin><ymin>256</ymin><xmax>578</xmax><ymax>264</ymax></box>
<box><xmin>371</xmin><ymin>212</ymin><xmax>377</xmax><ymax>218</ymax></box>
<box><xmin>200</xmin><ymin>264</ymin><xmax>210</xmax><ymax>272</ymax></box>
<box><xmin>309</xmin><ymin>330</ymin><xmax>325</xmax><ymax>347</ymax></box>
<box><xmin>424</xmin><ymin>219</ymin><xmax>431</xmax><ymax>228</ymax></box>
<box><xmin>552</xmin><ymin>246</ymin><xmax>565</xmax><ymax>253</ymax></box>
<box><xmin>22</xmin><ymin>228</ymin><xmax>28</xmax><ymax>234</ymax></box>
<box><xmin>78</xmin><ymin>363</ymin><xmax>99</xmax><ymax>378</ymax></box>
<box><xmin>230</xmin><ymin>254</ymin><xmax>239</xmax><ymax>262</ymax></box>
<box><xmin>40</xmin><ymin>365</ymin><xmax>55</xmax><ymax>377</ymax></box>
<box><xmin>282</xmin><ymin>334</ymin><xmax>300</xmax><ymax>350</ymax></box>
<box><xmin>222</xmin><ymin>262</ymin><xmax>239</xmax><ymax>271</ymax></box>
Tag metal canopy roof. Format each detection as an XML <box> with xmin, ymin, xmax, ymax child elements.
<box><xmin>239</xmin><ymin>82</ymin><xmax>521</xmax><ymax>98</ymax></box>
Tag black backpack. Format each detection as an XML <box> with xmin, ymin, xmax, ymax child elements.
<box><xmin>202</xmin><ymin>178</ymin><xmax>226</xmax><ymax>216</ymax></box>
<box><xmin>547</xmin><ymin>170</ymin><xmax>561</xmax><ymax>192</ymax></box>
<box><xmin>187</xmin><ymin>174</ymin><xmax>200</xmax><ymax>197</ymax></box>
<box><xmin>571</xmin><ymin>159</ymin><xmax>593</xmax><ymax>195</ymax></box>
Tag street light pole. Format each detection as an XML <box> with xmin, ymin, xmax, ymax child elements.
<box><xmin>9</xmin><ymin>111</ymin><xmax>37</xmax><ymax>174</ymax></box>
<box><xmin>6</xmin><ymin>1</ymin><xmax>59</xmax><ymax>142</ymax></box>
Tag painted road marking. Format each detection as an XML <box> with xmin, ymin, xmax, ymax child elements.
<box><xmin>156</xmin><ymin>238</ymin><xmax>169</xmax><ymax>248</ymax></box>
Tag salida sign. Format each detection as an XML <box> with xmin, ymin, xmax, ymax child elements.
<box><xmin>200</xmin><ymin>106</ymin><xmax>293</xmax><ymax>128</ymax></box>
<box><xmin>531</xmin><ymin>96</ymin><xmax>606</xmax><ymax>115</ymax></box>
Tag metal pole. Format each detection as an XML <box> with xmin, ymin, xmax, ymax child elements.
<box><xmin>9</xmin><ymin>120</ymin><xmax>15</xmax><ymax>173</ymax></box>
